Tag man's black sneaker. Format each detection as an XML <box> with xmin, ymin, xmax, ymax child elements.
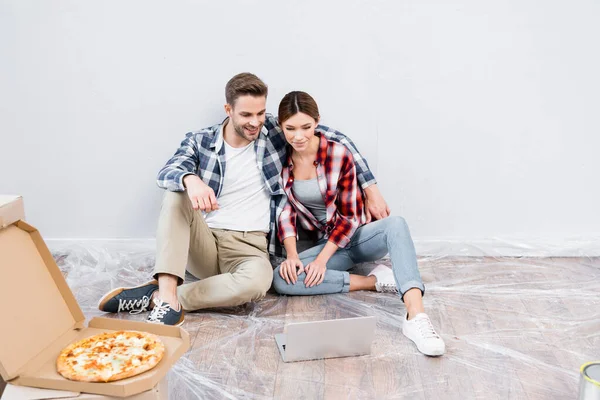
<box><xmin>98</xmin><ymin>280</ymin><xmax>158</xmax><ymax>314</ymax></box>
<box><xmin>146</xmin><ymin>298</ymin><xmax>184</xmax><ymax>326</ymax></box>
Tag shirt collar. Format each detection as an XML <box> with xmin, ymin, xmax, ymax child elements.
<box><xmin>209</xmin><ymin>119</ymin><xmax>225</xmax><ymax>152</ymax></box>
<box><xmin>315</xmin><ymin>133</ymin><xmax>328</xmax><ymax>166</ymax></box>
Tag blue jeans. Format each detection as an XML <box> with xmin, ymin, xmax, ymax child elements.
<box><xmin>272</xmin><ymin>216</ymin><xmax>424</xmax><ymax>300</ymax></box>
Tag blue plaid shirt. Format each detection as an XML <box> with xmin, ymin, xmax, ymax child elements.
<box><xmin>157</xmin><ymin>114</ymin><xmax>376</xmax><ymax>257</ymax></box>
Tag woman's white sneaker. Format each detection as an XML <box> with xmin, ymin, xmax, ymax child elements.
<box><xmin>402</xmin><ymin>313</ymin><xmax>445</xmax><ymax>356</ymax></box>
<box><xmin>368</xmin><ymin>264</ymin><xmax>398</xmax><ymax>293</ymax></box>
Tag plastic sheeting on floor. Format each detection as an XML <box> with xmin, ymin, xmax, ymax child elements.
<box><xmin>50</xmin><ymin>242</ymin><xmax>600</xmax><ymax>399</ymax></box>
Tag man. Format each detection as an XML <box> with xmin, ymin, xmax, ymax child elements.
<box><xmin>98</xmin><ymin>73</ymin><xmax>389</xmax><ymax>325</ymax></box>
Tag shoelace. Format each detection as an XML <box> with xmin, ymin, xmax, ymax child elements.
<box><xmin>117</xmin><ymin>296</ymin><xmax>151</xmax><ymax>314</ymax></box>
<box><xmin>415</xmin><ymin>316</ymin><xmax>440</xmax><ymax>339</ymax></box>
<box><xmin>377</xmin><ymin>282</ymin><xmax>398</xmax><ymax>293</ymax></box>
<box><xmin>147</xmin><ymin>300</ymin><xmax>171</xmax><ymax>324</ymax></box>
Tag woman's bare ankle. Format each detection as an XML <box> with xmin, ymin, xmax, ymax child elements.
<box><xmin>349</xmin><ymin>275</ymin><xmax>377</xmax><ymax>291</ymax></box>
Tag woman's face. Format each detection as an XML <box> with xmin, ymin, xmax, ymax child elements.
<box><xmin>281</xmin><ymin>112</ymin><xmax>319</xmax><ymax>152</ymax></box>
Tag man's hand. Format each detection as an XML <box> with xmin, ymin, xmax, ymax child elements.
<box><xmin>364</xmin><ymin>185</ymin><xmax>390</xmax><ymax>223</ymax></box>
<box><xmin>304</xmin><ymin>259</ymin><xmax>327</xmax><ymax>288</ymax></box>
<box><xmin>183</xmin><ymin>175</ymin><xmax>218</xmax><ymax>212</ymax></box>
<box><xmin>279</xmin><ymin>258</ymin><xmax>305</xmax><ymax>285</ymax></box>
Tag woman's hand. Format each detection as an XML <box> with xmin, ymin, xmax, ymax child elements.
<box><xmin>279</xmin><ymin>258</ymin><xmax>304</xmax><ymax>284</ymax></box>
<box><xmin>304</xmin><ymin>259</ymin><xmax>327</xmax><ymax>287</ymax></box>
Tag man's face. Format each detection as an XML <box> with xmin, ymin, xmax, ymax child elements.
<box><xmin>225</xmin><ymin>95</ymin><xmax>267</xmax><ymax>143</ymax></box>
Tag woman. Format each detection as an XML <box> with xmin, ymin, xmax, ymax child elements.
<box><xmin>273</xmin><ymin>91</ymin><xmax>445</xmax><ymax>356</ymax></box>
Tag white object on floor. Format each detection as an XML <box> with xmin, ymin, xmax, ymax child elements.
<box><xmin>402</xmin><ymin>313</ymin><xmax>446</xmax><ymax>356</ymax></box>
<box><xmin>275</xmin><ymin>316</ymin><xmax>376</xmax><ymax>362</ymax></box>
<box><xmin>368</xmin><ymin>264</ymin><xmax>398</xmax><ymax>293</ymax></box>
<box><xmin>1</xmin><ymin>383</ymin><xmax>79</xmax><ymax>400</ymax></box>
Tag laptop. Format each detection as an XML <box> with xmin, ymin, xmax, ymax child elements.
<box><xmin>275</xmin><ymin>316</ymin><xmax>376</xmax><ymax>362</ymax></box>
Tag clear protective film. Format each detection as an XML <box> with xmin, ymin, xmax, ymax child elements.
<box><xmin>49</xmin><ymin>241</ymin><xmax>600</xmax><ymax>400</ymax></box>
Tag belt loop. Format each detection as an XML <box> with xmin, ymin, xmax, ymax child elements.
<box><xmin>243</xmin><ymin>231</ymin><xmax>247</xmax><ymax>237</ymax></box>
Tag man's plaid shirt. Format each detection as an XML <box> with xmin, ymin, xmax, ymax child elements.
<box><xmin>156</xmin><ymin>114</ymin><xmax>376</xmax><ymax>257</ymax></box>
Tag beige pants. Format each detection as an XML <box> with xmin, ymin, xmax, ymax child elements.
<box><xmin>153</xmin><ymin>191</ymin><xmax>273</xmax><ymax>311</ymax></box>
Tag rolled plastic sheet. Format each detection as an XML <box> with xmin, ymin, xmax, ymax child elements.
<box><xmin>49</xmin><ymin>241</ymin><xmax>600</xmax><ymax>399</ymax></box>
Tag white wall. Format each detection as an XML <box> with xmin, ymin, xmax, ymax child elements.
<box><xmin>1</xmin><ymin>0</ymin><xmax>599</xmax><ymax>250</ymax></box>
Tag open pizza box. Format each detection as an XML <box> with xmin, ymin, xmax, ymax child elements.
<box><xmin>1</xmin><ymin>377</ymin><xmax>167</xmax><ymax>400</ymax></box>
<box><xmin>0</xmin><ymin>195</ymin><xmax>190</xmax><ymax>398</ymax></box>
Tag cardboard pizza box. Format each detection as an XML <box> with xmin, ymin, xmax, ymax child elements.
<box><xmin>1</xmin><ymin>377</ymin><xmax>167</xmax><ymax>400</ymax></box>
<box><xmin>0</xmin><ymin>196</ymin><xmax>25</xmax><ymax>228</ymax></box>
<box><xmin>0</xmin><ymin>196</ymin><xmax>190</xmax><ymax>398</ymax></box>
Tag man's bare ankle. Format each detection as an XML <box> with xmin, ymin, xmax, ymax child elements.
<box><xmin>154</xmin><ymin>292</ymin><xmax>180</xmax><ymax>311</ymax></box>
<box><xmin>163</xmin><ymin>298</ymin><xmax>181</xmax><ymax>312</ymax></box>
<box><xmin>148</xmin><ymin>290</ymin><xmax>159</xmax><ymax>310</ymax></box>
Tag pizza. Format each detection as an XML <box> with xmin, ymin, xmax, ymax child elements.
<box><xmin>56</xmin><ymin>331</ymin><xmax>165</xmax><ymax>382</ymax></box>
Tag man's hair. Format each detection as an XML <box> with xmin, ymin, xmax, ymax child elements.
<box><xmin>225</xmin><ymin>73</ymin><xmax>268</xmax><ymax>106</ymax></box>
<box><xmin>278</xmin><ymin>91</ymin><xmax>320</xmax><ymax>124</ymax></box>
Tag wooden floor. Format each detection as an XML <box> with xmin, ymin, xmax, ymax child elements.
<box><xmin>162</xmin><ymin>257</ymin><xmax>600</xmax><ymax>400</ymax></box>
<box><xmin>6</xmin><ymin>248</ymin><xmax>600</xmax><ymax>400</ymax></box>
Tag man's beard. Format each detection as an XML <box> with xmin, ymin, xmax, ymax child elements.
<box><xmin>232</xmin><ymin>121</ymin><xmax>261</xmax><ymax>142</ymax></box>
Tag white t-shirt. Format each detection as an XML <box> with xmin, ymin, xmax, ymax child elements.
<box><xmin>204</xmin><ymin>140</ymin><xmax>271</xmax><ymax>232</ymax></box>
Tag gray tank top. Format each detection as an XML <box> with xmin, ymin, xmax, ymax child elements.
<box><xmin>292</xmin><ymin>178</ymin><xmax>327</xmax><ymax>224</ymax></box>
